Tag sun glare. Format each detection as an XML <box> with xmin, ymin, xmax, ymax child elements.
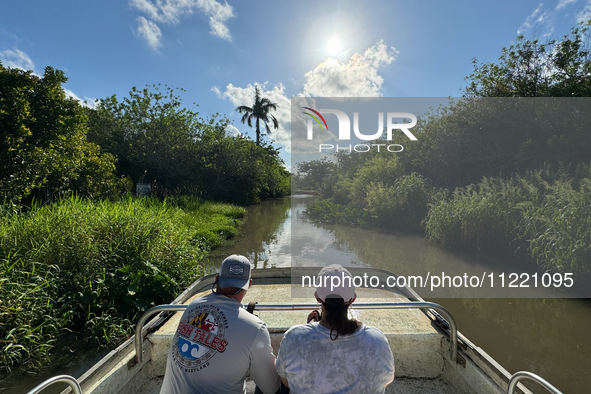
<box><xmin>327</xmin><ymin>38</ymin><xmax>341</xmax><ymax>56</ymax></box>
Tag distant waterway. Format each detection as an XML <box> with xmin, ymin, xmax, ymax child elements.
<box><xmin>209</xmin><ymin>195</ymin><xmax>591</xmax><ymax>393</ymax></box>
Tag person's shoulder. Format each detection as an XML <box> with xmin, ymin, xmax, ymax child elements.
<box><xmin>279</xmin><ymin>324</ymin><xmax>316</xmax><ymax>349</ymax></box>
<box><xmin>188</xmin><ymin>292</ymin><xmax>217</xmax><ymax>305</ymax></box>
<box><xmin>359</xmin><ymin>324</ymin><xmax>389</xmax><ymax>341</ymax></box>
<box><xmin>238</xmin><ymin>307</ymin><xmax>266</xmax><ymax>326</ymax></box>
<box><xmin>284</xmin><ymin>323</ymin><xmax>316</xmax><ymax>337</ymax></box>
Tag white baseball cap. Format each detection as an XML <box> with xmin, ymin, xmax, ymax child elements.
<box><xmin>315</xmin><ymin>264</ymin><xmax>356</xmax><ymax>302</ymax></box>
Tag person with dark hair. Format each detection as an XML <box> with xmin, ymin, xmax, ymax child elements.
<box><xmin>160</xmin><ymin>255</ymin><xmax>280</xmax><ymax>394</ymax></box>
<box><xmin>275</xmin><ymin>264</ymin><xmax>394</xmax><ymax>393</ymax></box>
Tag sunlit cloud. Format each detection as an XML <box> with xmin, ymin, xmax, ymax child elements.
<box><xmin>576</xmin><ymin>0</ymin><xmax>591</xmax><ymax>23</ymax></box>
<box><xmin>129</xmin><ymin>0</ymin><xmax>235</xmax><ymax>45</ymax></box>
<box><xmin>225</xmin><ymin>124</ymin><xmax>241</xmax><ymax>137</ymax></box>
<box><xmin>63</xmin><ymin>89</ymin><xmax>98</xmax><ymax>109</ymax></box>
<box><xmin>302</xmin><ymin>40</ymin><xmax>398</xmax><ymax>97</ymax></box>
<box><xmin>136</xmin><ymin>16</ymin><xmax>163</xmax><ymax>51</ymax></box>
<box><xmin>556</xmin><ymin>0</ymin><xmax>579</xmax><ymax>10</ymax></box>
<box><xmin>211</xmin><ymin>85</ymin><xmax>222</xmax><ymax>98</ymax></box>
<box><xmin>0</xmin><ymin>48</ymin><xmax>35</xmax><ymax>71</ymax></box>
<box><xmin>517</xmin><ymin>3</ymin><xmax>548</xmax><ymax>35</ymax></box>
<box><xmin>214</xmin><ymin>41</ymin><xmax>399</xmax><ymax>154</ymax></box>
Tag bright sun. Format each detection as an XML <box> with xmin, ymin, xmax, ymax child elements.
<box><xmin>327</xmin><ymin>38</ymin><xmax>341</xmax><ymax>56</ymax></box>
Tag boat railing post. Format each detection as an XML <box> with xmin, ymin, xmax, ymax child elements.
<box><xmin>25</xmin><ymin>375</ymin><xmax>82</xmax><ymax>394</ymax></box>
<box><xmin>507</xmin><ymin>371</ymin><xmax>563</xmax><ymax>394</ymax></box>
<box><xmin>135</xmin><ymin>304</ymin><xmax>188</xmax><ymax>365</ymax></box>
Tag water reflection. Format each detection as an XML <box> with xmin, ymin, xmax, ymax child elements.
<box><xmin>206</xmin><ymin>197</ymin><xmax>292</xmax><ymax>269</ymax></box>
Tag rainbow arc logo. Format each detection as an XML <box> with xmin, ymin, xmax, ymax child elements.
<box><xmin>303</xmin><ymin>107</ymin><xmax>329</xmax><ymax>132</ymax></box>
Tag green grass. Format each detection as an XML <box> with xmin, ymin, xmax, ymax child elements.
<box><xmin>0</xmin><ymin>196</ymin><xmax>245</xmax><ymax>373</ymax></box>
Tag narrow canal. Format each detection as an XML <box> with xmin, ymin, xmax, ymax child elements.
<box><xmin>207</xmin><ymin>195</ymin><xmax>591</xmax><ymax>393</ymax></box>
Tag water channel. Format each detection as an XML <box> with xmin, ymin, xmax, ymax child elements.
<box><xmin>207</xmin><ymin>195</ymin><xmax>591</xmax><ymax>393</ymax></box>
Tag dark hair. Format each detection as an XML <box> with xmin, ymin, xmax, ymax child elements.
<box><xmin>322</xmin><ymin>296</ymin><xmax>361</xmax><ymax>340</ymax></box>
<box><xmin>212</xmin><ymin>278</ymin><xmax>243</xmax><ymax>296</ymax></box>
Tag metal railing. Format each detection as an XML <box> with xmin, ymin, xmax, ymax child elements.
<box><xmin>134</xmin><ymin>301</ymin><xmax>457</xmax><ymax>364</ymax></box>
<box><xmin>26</xmin><ymin>375</ymin><xmax>82</xmax><ymax>394</ymax></box>
<box><xmin>507</xmin><ymin>371</ymin><xmax>563</xmax><ymax>394</ymax></box>
<box><xmin>134</xmin><ymin>304</ymin><xmax>188</xmax><ymax>365</ymax></box>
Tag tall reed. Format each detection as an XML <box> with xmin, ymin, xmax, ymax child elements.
<box><xmin>0</xmin><ymin>196</ymin><xmax>244</xmax><ymax>372</ymax></box>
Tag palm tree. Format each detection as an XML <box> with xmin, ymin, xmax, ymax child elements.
<box><xmin>235</xmin><ymin>86</ymin><xmax>279</xmax><ymax>146</ymax></box>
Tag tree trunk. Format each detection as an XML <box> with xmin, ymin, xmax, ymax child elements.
<box><xmin>256</xmin><ymin>117</ymin><xmax>260</xmax><ymax>145</ymax></box>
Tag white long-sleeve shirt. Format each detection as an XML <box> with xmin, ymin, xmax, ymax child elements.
<box><xmin>160</xmin><ymin>293</ymin><xmax>280</xmax><ymax>394</ymax></box>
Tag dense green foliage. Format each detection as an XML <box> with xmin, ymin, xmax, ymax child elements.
<box><xmin>398</xmin><ymin>98</ymin><xmax>591</xmax><ymax>189</ymax></box>
<box><xmin>87</xmin><ymin>85</ymin><xmax>290</xmax><ymax>204</ymax></box>
<box><xmin>0</xmin><ymin>65</ymin><xmax>289</xmax><ymax>207</ymax></box>
<box><xmin>0</xmin><ymin>64</ymin><xmax>121</xmax><ymax>207</ymax></box>
<box><xmin>0</xmin><ymin>196</ymin><xmax>244</xmax><ymax>373</ymax></box>
<box><xmin>464</xmin><ymin>24</ymin><xmax>591</xmax><ymax>97</ymax></box>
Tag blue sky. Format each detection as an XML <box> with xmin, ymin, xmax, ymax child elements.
<box><xmin>2</xmin><ymin>0</ymin><xmax>590</xmax><ymax>169</ymax></box>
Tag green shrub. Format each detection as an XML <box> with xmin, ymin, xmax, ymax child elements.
<box><xmin>0</xmin><ymin>196</ymin><xmax>244</xmax><ymax>373</ymax></box>
<box><xmin>304</xmin><ymin>199</ymin><xmax>366</xmax><ymax>226</ymax></box>
<box><xmin>365</xmin><ymin>173</ymin><xmax>442</xmax><ymax>231</ymax></box>
<box><xmin>518</xmin><ymin>178</ymin><xmax>591</xmax><ymax>278</ymax></box>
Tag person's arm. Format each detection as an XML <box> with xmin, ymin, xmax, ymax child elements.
<box><xmin>249</xmin><ymin>325</ymin><xmax>281</xmax><ymax>394</ymax></box>
<box><xmin>274</xmin><ymin>330</ymin><xmax>292</xmax><ymax>390</ymax></box>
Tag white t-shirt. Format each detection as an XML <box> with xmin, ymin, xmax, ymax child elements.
<box><xmin>160</xmin><ymin>292</ymin><xmax>280</xmax><ymax>394</ymax></box>
<box><xmin>275</xmin><ymin>322</ymin><xmax>394</xmax><ymax>394</ymax></box>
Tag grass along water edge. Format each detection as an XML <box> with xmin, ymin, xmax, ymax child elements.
<box><xmin>0</xmin><ymin>196</ymin><xmax>245</xmax><ymax>374</ymax></box>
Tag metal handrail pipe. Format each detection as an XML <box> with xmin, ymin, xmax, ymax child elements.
<box><xmin>135</xmin><ymin>304</ymin><xmax>188</xmax><ymax>365</ymax></box>
<box><xmin>135</xmin><ymin>301</ymin><xmax>457</xmax><ymax>364</ymax></box>
<box><xmin>507</xmin><ymin>371</ymin><xmax>563</xmax><ymax>394</ymax></box>
<box><xmin>26</xmin><ymin>375</ymin><xmax>82</xmax><ymax>394</ymax></box>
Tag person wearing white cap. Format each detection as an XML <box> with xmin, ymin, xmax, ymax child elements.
<box><xmin>160</xmin><ymin>255</ymin><xmax>280</xmax><ymax>394</ymax></box>
<box><xmin>275</xmin><ymin>264</ymin><xmax>395</xmax><ymax>393</ymax></box>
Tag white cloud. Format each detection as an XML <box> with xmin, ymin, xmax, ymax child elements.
<box><xmin>576</xmin><ymin>0</ymin><xmax>591</xmax><ymax>23</ymax></box>
<box><xmin>63</xmin><ymin>89</ymin><xmax>98</xmax><ymax>108</ymax></box>
<box><xmin>556</xmin><ymin>0</ymin><xmax>579</xmax><ymax>9</ymax></box>
<box><xmin>211</xmin><ymin>85</ymin><xmax>222</xmax><ymax>98</ymax></box>
<box><xmin>0</xmin><ymin>49</ymin><xmax>35</xmax><ymax>71</ymax></box>
<box><xmin>225</xmin><ymin>124</ymin><xmax>241</xmax><ymax>137</ymax></box>
<box><xmin>302</xmin><ymin>40</ymin><xmax>398</xmax><ymax>97</ymax></box>
<box><xmin>136</xmin><ymin>16</ymin><xmax>163</xmax><ymax>51</ymax></box>
<box><xmin>129</xmin><ymin>0</ymin><xmax>235</xmax><ymax>42</ymax></box>
<box><xmin>518</xmin><ymin>3</ymin><xmax>548</xmax><ymax>35</ymax></box>
<box><xmin>219</xmin><ymin>82</ymin><xmax>292</xmax><ymax>150</ymax></box>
